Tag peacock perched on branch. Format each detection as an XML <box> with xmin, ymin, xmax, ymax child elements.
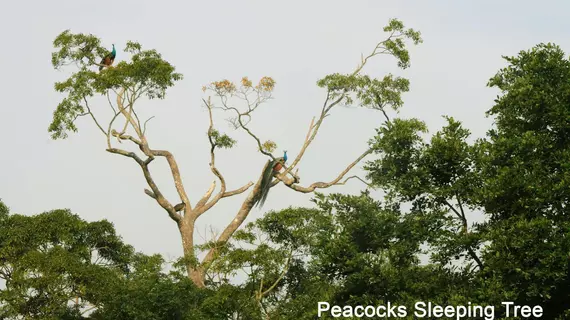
<box><xmin>99</xmin><ymin>44</ymin><xmax>116</xmax><ymax>71</ymax></box>
<box><xmin>254</xmin><ymin>151</ymin><xmax>288</xmax><ymax>208</ymax></box>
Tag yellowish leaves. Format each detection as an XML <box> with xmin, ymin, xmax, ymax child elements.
<box><xmin>204</xmin><ymin>76</ymin><xmax>275</xmax><ymax>96</ymax></box>
<box><xmin>212</xmin><ymin>79</ymin><xmax>236</xmax><ymax>94</ymax></box>
<box><xmin>241</xmin><ymin>77</ymin><xmax>253</xmax><ymax>88</ymax></box>
<box><xmin>257</xmin><ymin>76</ymin><xmax>275</xmax><ymax>92</ymax></box>
<box><xmin>262</xmin><ymin>140</ymin><xmax>277</xmax><ymax>153</ymax></box>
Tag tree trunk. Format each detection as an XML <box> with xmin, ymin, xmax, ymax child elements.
<box><xmin>178</xmin><ymin>220</ymin><xmax>206</xmax><ymax>288</ymax></box>
<box><xmin>180</xmin><ymin>175</ymin><xmax>264</xmax><ymax>288</ymax></box>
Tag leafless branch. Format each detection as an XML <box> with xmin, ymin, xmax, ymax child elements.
<box><xmin>213</xmin><ymin>87</ymin><xmax>275</xmax><ymax>159</ymax></box>
<box><xmin>196</xmin><ymin>98</ymin><xmax>255</xmax><ymax>215</ymax></box>
<box><xmin>143</xmin><ymin>116</ymin><xmax>155</xmax><ymax>135</ymax></box>
<box><xmin>106</xmin><ymin>147</ymin><xmax>181</xmax><ymax>223</ymax></box>
<box><xmin>336</xmin><ymin>175</ymin><xmax>373</xmax><ymax>188</ymax></box>
<box><xmin>148</xmin><ymin>149</ymin><xmax>193</xmax><ymax>212</ymax></box>
<box><xmin>280</xmin><ymin>148</ymin><xmax>373</xmax><ymax>193</ymax></box>
<box><xmin>83</xmin><ymin>97</ymin><xmax>107</xmax><ymax>136</ymax></box>
<box><xmin>223</xmin><ymin>183</ymin><xmax>255</xmax><ymax>197</ymax></box>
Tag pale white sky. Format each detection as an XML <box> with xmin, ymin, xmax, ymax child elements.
<box><xmin>1</xmin><ymin>0</ymin><xmax>569</xmax><ymax>260</ymax></box>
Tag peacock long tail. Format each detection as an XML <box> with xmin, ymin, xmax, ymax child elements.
<box><xmin>254</xmin><ymin>159</ymin><xmax>277</xmax><ymax>208</ymax></box>
<box><xmin>253</xmin><ymin>151</ymin><xmax>288</xmax><ymax>208</ymax></box>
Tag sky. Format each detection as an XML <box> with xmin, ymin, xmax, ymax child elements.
<box><xmin>1</xmin><ymin>0</ymin><xmax>570</xmax><ymax>261</ymax></box>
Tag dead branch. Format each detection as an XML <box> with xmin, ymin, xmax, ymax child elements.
<box><xmin>110</xmin><ymin>90</ymin><xmax>194</xmax><ymax>212</ymax></box>
<box><xmin>216</xmin><ymin>89</ymin><xmax>275</xmax><ymax>159</ymax></box>
<box><xmin>281</xmin><ymin>94</ymin><xmax>344</xmax><ymax>178</ymax></box>
<box><xmin>107</xmin><ymin>147</ymin><xmax>181</xmax><ymax>223</ymax></box>
<box><xmin>194</xmin><ymin>181</ymin><xmax>217</xmax><ymax>209</ymax></box>
<box><xmin>142</xmin><ymin>116</ymin><xmax>155</xmax><ymax>135</ymax></box>
<box><xmin>111</xmin><ymin>130</ymin><xmax>143</xmax><ymax>147</ymax></box>
<box><xmin>279</xmin><ymin>148</ymin><xmax>373</xmax><ymax>193</ymax></box>
<box><xmin>193</xmin><ymin>99</ymin><xmax>256</xmax><ymax>216</ymax></box>
<box><xmin>222</xmin><ymin>183</ymin><xmax>255</xmax><ymax>197</ymax></box>
<box><xmin>336</xmin><ymin>175</ymin><xmax>373</xmax><ymax>188</ymax></box>
<box><xmin>149</xmin><ymin>149</ymin><xmax>193</xmax><ymax>212</ymax></box>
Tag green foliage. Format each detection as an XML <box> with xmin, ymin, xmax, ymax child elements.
<box><xmin>476</xmin><ymin>43</ymin><xmax>570</xmax><ymax>318</ymax></box>
<box><xmin>317</xmin><ymin>74</ymin><xmax>410</xmax><ymax>111</ymax></box>
<box><xmin>366</xmin><ymin>118</ymin><xmax>428</xmax><ymax>201</ymax></box>
<box><xmin>0</xmin><ymin>200</ymin><xmax>8</xmax><ymax>218</ymax></box>
<box><xmin>316</xmin><ymin>18</ymin><xmax>421</xmax><ymax>113</ymax></box>
<box><xmin>211</xmin><ymin>192</ymin><xmax>473</xmax><ymax>319</ymax></box>
<box><xmin>208</xmin><ymin>129</ymin><xmax>236</xmax><ymax>149</ymax></box>
<box><xmin>0</xmin><ymin>206</ymin><xmax>134</xmax><ymax>319</ymax></box>
<box><xmin>0</xmin><ymin>202</ymin><xmax>262</xmax><ymax>319</ymax></box>
<box><xmin>357</xmin><ymin>42</ymin><xmax>570</xmax><ymax>319</ymax></box>
<box><xmin>382</xmin><ymin>18</ymin><xmax>423</xmax><ymax>68</ymax></box>
<box><xmin>90</xmin><ymin>254</ymin><xmax>209</xmax><ymax>320</ymax></box>
<box><xmin>50</xmin><ymin>31</ymin><xmax>183</xmax><ymax>139</ymax></box>
<box><xmin>483</xmin><ymin>42</ymin><xmax>570</xmax><ymax>220</ymax></box>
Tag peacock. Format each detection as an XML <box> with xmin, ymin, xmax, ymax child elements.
<box><xmin>254</xmin><ymin>151</ymin><xmax>288</xmax><ymax>208</ymax></box>
<box><xmin>99</xmin><ymin>44</ymin><xmax>116</xmax><ymax>71</ymax></box>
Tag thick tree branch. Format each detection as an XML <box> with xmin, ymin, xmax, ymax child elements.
<box><xmin>223</xmin><ymin>182</ymin><xmax>255</xmax><ymax>197</ymax></box>
<box><xmin>194</xmin><ymin>181</ymin><xmax>217</xmax><ymax>209</ymax></box>
<box><xmin>112</xmin><ymin>91</ymin><xmax>191</xmax><ymax>211</ymax></box>
<box><xmin>280</xmin><ymin>148</ymin><xmax>373</xmax><ymax>193</ymax></box>
<box><xmin>281</xmin><ymin>94</ymin><xmax>344</xmax><ymax>178</ymax></box>
<box><xmin>115</xmin><ymin>90</ymin><xmax>149</xmax><ymax>153</ymax></box>
<box><xmin>148</xmin><ymin>149</ymin><xmax>193</xmax><ymax>212</ymax></box>
<box><xmin>106</xmin><ymin>147</ymin><xmax>181</xmax><ymax>223</ymax></box>
<box><xmin>200</xmin><ymin>173</ymin><xmax>265</xmax><ymax>271</ymax></box>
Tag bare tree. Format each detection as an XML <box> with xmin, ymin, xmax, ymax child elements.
<box><xmin>49</xmin><ymin>19</ymin><xmax>421</xmax><ymax>287</ymax></box>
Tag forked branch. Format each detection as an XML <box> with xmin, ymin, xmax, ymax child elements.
<box><xmin>280</xmin><ymin>148</ymin><xmax>373</xmax><ymax>193</ymax></box>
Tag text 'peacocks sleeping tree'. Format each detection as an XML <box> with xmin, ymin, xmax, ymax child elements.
<box><xmin>254</xmin><ymin>150</ymin><xmax>288</xmax><ymax>208</ymax></box>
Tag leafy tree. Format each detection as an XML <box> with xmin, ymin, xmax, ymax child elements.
<box><xmin>0</xmin><ymin>201</ymin><xmax>133</xmax><ymax>319</ymax></box>
<box><xmin>89</xmin><ymin>254</ymin><xmax>214</xmax><ymax>320</ymax></box>
<box><xmin>366</xmin><ymin>116</ymin><xmax>485</xmax><ymax>271</ymax></box>
<box><xmin>209</xmin><ymin>191</ymin><xmax>475</xmax><ymax>319</ymax></box>
<box><xmin>49</xmin><ymin>19</ymin><xmax>422</xmax><ymax>287</ymax></box>
<box><xmin>0</xmin><ymin>201</ymin><xmax>261</xmax><ymax>319</ymax></box>
<box><xmin>476</xmin><ymin>43</ymin><xmax>570</xmax><ymax>319</ymax></box>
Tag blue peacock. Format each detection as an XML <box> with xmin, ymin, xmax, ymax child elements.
<box><xmin>254</xmin><ymin>151</ymin><xmax>288</xmax><ymax>208</ymax></box>
<box><xmin>99</xmin><ymin>44</ymin><xmax>116</xmax><ymax>71</ymax></box>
